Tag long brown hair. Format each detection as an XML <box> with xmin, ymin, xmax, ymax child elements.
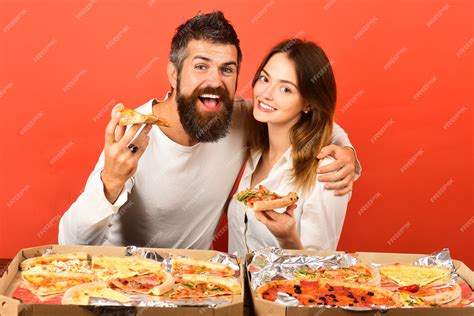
<box><xmin>247</xmin><ymin>39</ymin><xmax>337</xmax><ymax>193</ymax></box>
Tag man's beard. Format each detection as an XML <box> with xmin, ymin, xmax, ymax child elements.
<box><xmin>176</xmin><ymin>81</ymin><xmax>234</xmax><ymax>143</ymax></box>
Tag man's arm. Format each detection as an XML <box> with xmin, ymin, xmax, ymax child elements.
<box><xmin>58</xmin><ymin>151</ymin><xmax>134</xmax><ymax>245</ymax></box>
<box><xmin>317</xmin><ymin>122</ymin><xmax>362</xmax><ymax>195</ymax></box>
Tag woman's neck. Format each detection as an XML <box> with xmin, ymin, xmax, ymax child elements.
<box><xmin>266</xmin><ymin>124</ymin><xmax>292</xmax><ymax>165</ymax></box>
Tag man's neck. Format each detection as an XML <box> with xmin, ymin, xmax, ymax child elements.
<box><xmin>152</xmin><ymin>91</ymin><xmax>198</xmax><ymax>147</ymax></box>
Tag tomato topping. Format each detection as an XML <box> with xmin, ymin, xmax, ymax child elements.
<box><xmin>398</xmin><ymin>284</ymin><xmax>420</xmax><ymax>293</ymax></box>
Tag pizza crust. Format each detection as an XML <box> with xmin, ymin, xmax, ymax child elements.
<box><xmin>253</xmin><ymin>192</ymin><xmax>299</xmax><ymax>211</ymax></box>
<box><xmin>171</xmin><ymin>258</ymin><xmax>235</xmax><ymax>277</ymax></box>
<box><xmin>21</xmin><ymin>271</ymin><xmax>96</xmax><ymax>296</ymax></box>
<box><xmin>62</xmin><ymin>282</ymin><xmax>131</xmax><ymax>305</ymax></box>
<box><xmin>20</xmin><ymin>253</ymin><xmax>89</xmax><ymax>271</ymax></box>
<box><xmin>119</xmin><ymin>108</ymin><xmax>170</xmax><ymax>127</ymax></box>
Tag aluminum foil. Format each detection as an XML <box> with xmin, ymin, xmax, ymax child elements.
<box><xmin>414</xmin><ymin>248</ymin><xmax>458</xmax><ymax>282</ymax></box>
<box><xmin>248</xmin><ymin>247</ymin><xmax>359</xmax><ymax>290</ymax></box>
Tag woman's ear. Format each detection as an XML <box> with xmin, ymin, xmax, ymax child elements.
<box><xmin>167</xmin><ymin>62</ymin><xmax>178</xmax><ymax>89</ymax></box>
<box><xmin>303</xmin><ymin>104</ymin><xmax>311</xmax><ymax>114</ymax></box>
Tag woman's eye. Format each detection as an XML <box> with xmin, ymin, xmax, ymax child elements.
<box><xmin>281</xmin><ymin>86</ymin><xmax>292</xmax><ymax>93</ymax></box>
<box><xmin>259</xmin><ymin>75</ymin><xmax>268</xmax><ymax>83</ymax></box>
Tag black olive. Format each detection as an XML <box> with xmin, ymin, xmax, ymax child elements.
<box><xmin>333</xmin><ymin>299</ymin><xmax>339</xmax><ymax>302</ymax></box>
<box><xmin>347</xmin><ymin>293</ymin><xmax>354</xmax><ymax>298</ymax></box>
<box><xmin>349</xmin><ymin>303</ymin><xmax>354</xmax><ymax>306</ymax></box>
<box><xmin>308</xmin><ymin>299</ymin><xmax>315</xmax><ymax>303</ymax></box>
<box><xmin>353</xmin><ymin>299</ymin><xmax>359</xmax><ymax>304</ymax></box>
<box><xmin>328</xmin><ymin>286</ymin><xmax>334</xmax><ymax>291</ymax></box>
<box><xmin>329</xmin><ymin>294</ymin><xmax>336</xmax><ymax>299</ymax></box>
<box><xmin>367</xmin><ymin>292</ymin><xmax>374</xmax><ymax>296</ymax></box>
<box><xmin>361</xmin><ymin>296</ymin><xmax>366</xmax><ymax>301</ymax></box>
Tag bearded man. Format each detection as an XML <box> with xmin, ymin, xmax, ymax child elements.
<box><xmin>59</xmin><ymin>11</ymin><xmax>359</xmax><ymax>249</ymax></box>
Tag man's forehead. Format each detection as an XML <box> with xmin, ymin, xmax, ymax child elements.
<box><xmin>185</xmin><ymin>39</ymin><xmax>238</xmax><ymax>64</ymax></box>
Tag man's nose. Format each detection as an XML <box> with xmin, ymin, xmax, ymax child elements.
<box><xmin>204</xmin><ymin>67</ymin><xmax>223</xmax><ymax>87</ymax></box>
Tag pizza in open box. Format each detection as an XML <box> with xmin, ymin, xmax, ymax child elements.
<box><xmin>111</xmin><ymin>270</ymin><xmax>174</xmax><ymax>296</ymax></box>
<box><xmin>169</xmin><ymin>274</ymin><xmax>241</xmax><ymax>299</ymax></box>
<box><xmin>257</xmin><ymin>279</ymin><xmax>400</xmax><ymax>307</ymax></box>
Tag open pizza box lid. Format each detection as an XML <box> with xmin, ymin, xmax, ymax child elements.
<box><xmin>246</xmin><ymin>249</ymin><xmax>474</xmax><ymax>316</ymax></box>
<box><xmin>0</xmin><ymin>244</ymin><xmax>244</xmax><ymax>316</ymax></box>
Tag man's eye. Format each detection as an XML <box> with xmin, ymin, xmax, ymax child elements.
<box><xmin>222</xmin><ymin>66</ymin><xmax>234</xmax><ymax>74</ymax></box>
<box><xmin>195</xmin><ymin>64</ymin><xmax>207</xmax><ymax>70</ymax></box>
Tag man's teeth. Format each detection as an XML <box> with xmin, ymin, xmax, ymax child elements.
<box><xmin>259</xmin><ymin>102</ymin><xmax>276</xmax><ymax>111</ymax></box>
<box><xmin>200</xmin><ymin>94</ymin><xmax>220</xmax><ymax>99</ymax></box>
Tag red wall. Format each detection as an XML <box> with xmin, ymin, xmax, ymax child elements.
<box><xmin>1</xmin><ymin>0</ymin><xmax>472</xmax><ymax>266</ymax></box>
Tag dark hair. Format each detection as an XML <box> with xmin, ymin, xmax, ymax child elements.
<box><xmin>170</xmin><ymin>11</ymin><xmax>242</xmax><ymax>72</ymax></box>
<box><xmin>248</xmin><ymin>38</ymin><xmax>337</xmax><ymax>192</ymax></box>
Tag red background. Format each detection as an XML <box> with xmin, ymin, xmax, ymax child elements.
<box><xmin>1</xmin><ymin>0</ymin><xmax>472</xmax><ymax>266</ymax></box>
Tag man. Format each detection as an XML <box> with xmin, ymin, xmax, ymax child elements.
<box><xmin>59</xmin><ymin>11</ymin><xmax>359</xmax><ymax>249</ymax></box>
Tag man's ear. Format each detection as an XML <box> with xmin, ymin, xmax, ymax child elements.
<box><xmin>167</xmin><ymin>62</ymin><xmax>178</xmax><ymax>89</ymax></box>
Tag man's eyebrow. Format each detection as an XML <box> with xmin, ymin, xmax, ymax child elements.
<box><xmin>261</xmin><ymin>69</ymin><xmax>298</xmax><ymax>88</ymax></box>
<box><xmin>192</xmin><ymin>56</ymin><xmax>237</xmax><ymax>67</ymax></box>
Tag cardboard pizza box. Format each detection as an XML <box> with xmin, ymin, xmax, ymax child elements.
<box><xmin>0</xmin><ymin>244</ymin><xmax>244</xmax><ymax>316</ymax></box>
<box><xmin>246</xmin><ymin>249</ymin><xmax>474</xmax><ymax>316</ymax></box>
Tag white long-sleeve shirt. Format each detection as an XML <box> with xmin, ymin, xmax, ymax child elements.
<box><xmin>59</xmin><ymin>98</ymin><xmax>357</xmax><ymax>249</ymax></box>
<box><xmin>228</xmin><ymin>150</ymin><xmax>350</xmax><ymax>257</ymax></box>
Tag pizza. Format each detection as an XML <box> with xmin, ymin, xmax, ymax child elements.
<box><xmin>294</xmin><ymin>263</ymin><xmax>380</xmax><ymax>285</ymax></box>
<box><xmin>169</xmin><ymin>274</ymin><xmax>241</xmax><ymax>299</ymax></box>
<box><xmin>92</xmin><ymin>256</ymin><xmax>165</xmax><ymax>281</ymax></box>
<box><xmin>397</xmin><ymin>283</ymin><xmax>462</xmax><ymax>306</ymax></box>
<box><xmin>62</xmin><ymin>282</ymin><xmax>131</xmax><ymax>305</ymax></box>
<box><xmin>111</xmin><ymin>270</ymin><xmax>174</xmax><ymax>296</ymax></box>
<box><xmin>21</xmin><ymin>271</ymin><xmax>96</xmax><ymax>296</ymax></box>
<box><xmin>20</xmin><ymin>253</ymin><xmax>92</xmax><ymax>274</ymax></box>
<box><xmin>171</xmin><ymin>258</ymin><xmax>235</xmax><ymax>277</ymax></box>
<box><xmin>119</xmin><ymin>108</ymin><xmax>170</xmax><ymax>127</ymax></box>
<box><xmin>234</xmin><ymin>185</ymin><xmax>299</xmax><ymax>211</ymax></box>
<box><xmin>257</xmin><ymin>279</ymin><xmax>400</xmax><ymax>307</ymax></box>
<box><xmin>380</xmin><ymin>264</ymin><xmax>451</xmax><ymax>287</ymax></box>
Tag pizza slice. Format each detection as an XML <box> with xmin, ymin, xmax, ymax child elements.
<box><xmin>92</xmin><ymin>256</ymin><xmax>165</xmax><ymax>281</ymax></box>
<box><xmin>257</xmin><ymin>279</ymin><xmax>400</xmax><ymax>307</ymax></box>
<box><xmin>234</xmin><ymin>185</ymin><xmax>298</xmax><ymax>211</ymax></box>
<box><xmin>398</xmin><ymin>283</ymin><xmax>462</xmax><ymax>306</ymax></box>
<box><xmin>169</xmin><ymin>274</ymin><xmax>241</xmax><ymax>299</ymax></box>
<box><xmin>111</xmin><ymin>270</ymin><xmax>174</xmax><ymax>296</ymax></box>
<box><xmin>380</xmin><ymin>264</ymin><xmax>451</xmax><ymax>287</ymax></box>
<box><xmin>294</xmin><ymin>263</ymin><xmax>380</xmax><ymax>285</ymax></box>
<box><xmin>21</xmin><ymin>271</ymin><xmax>96</xmax><ymax>296</ymax></box>
<box><xmin>20</xmin><ymin>252</ymin><xmax>92</xmax><ymax>274</ymax></box>
<box><xmin>119</xmin><ymin>108</ymin><xmax>170</xmax><ymax>127</ymax></box>
<box><xmin>171</xmin><ymin>258</ymin><xmax>235</xmax><ymax>277</ymax></box>
<box><xmin>62</xmin><ymin>282</ymin><xmax>131</xmax><ymax>305</ymax></box>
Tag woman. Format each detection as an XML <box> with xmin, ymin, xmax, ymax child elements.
<box><xmin>227</xmin><ymin>39</ymin><xmax>350</xmax><ymax>256</ymax></box>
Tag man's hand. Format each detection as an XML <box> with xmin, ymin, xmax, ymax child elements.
<box><xmin>101</xmin><ymin>103</ymin><xmax>152</xmax><ymax>204</ymax></box>
<box><xmin>254</xmin><ymin>205</ymin><xmax>303</xmax><ymax>249</ymax></box>
<box><xmin>317</xmin><ymin>145</ymin><xmax>356</xmax><ymax>196</ymax></box>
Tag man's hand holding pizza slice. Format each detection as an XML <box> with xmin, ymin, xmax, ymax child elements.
<box><xmin>101</xmin><ymin>103</ymin><xmax>169</xmax><ymax>204</ymax></box>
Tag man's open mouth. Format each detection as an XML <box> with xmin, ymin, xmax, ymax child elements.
<box><xmin>198</xmin><ymin>94</ymin><xmax>222</xmax><ymax>111</ymax></box>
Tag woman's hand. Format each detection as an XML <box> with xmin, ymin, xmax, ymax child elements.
<box><xmin>254</xmin><ymin>204</ymin><xmax>303</xmax><ymax>249</ymax></box>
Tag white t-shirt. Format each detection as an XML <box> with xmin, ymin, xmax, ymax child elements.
<box><xmin>228</xmin><ymin>148</ymin><xmax>350</xmax><ymax>257</ymax></box>
<box><xmin>59</xmin><ymin>97</ymin><xmax>357</xmax><ymax>250</ymax></box>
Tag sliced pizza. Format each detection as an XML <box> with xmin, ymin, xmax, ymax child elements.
<box><xmin>92</xmin><ymin>256</ymin><xmax>165</xmax><ymax>281</ymax></box>
<box><xmin>234</xmin><ymin>185</ymin><xmax>298</xmax><ymax>211</ymax></box>
<box><xmin>20</xmin><ymin>252</ymin><xmax>92</xmax><ymax>274</ymax></box>
<box><xmin>398</xmin><ymin>283</ymin><xmax>462</xmax><ymax>306</ymax></box>
<box><xmin>380</xmin><ymin>264</ymin><xmax>451</xmax><ymax>287</ymax></box>
<box><xmin>111</xmin><ymin>270</ymin><xmax>174</xmax><ymax>296</ymax></box>
<box><xmin>62</xmin><ymin>282</ymin><xmax>131</xmax><ymax>305</ymax></box>
<box><xmin>257</xmin><ymin>279</ymin><xmax>400</xmax><ymax>307</ymax></box>
<box><xmin>171</xmin><ymin>257</ymin><xmax>235</xmax><ymax>277</ymax></box>
<box><xmin>119</xmin><ymin>107</ymin><xmax>170</xmax><ymax>127</ymax></box>
<box><xmin>21</xmin><ymin>271</ymin><xmax>96</xmax><ymax>296</ymax></box>
<box><xmin>294</xmin><ymin>263</ymin><xmax>380</xmax><ymax>285</ymax></box>
<box><xmin>169</xmin><ymin>274</ymin><xmax>241</xmax><ymax>299</ymax></box>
